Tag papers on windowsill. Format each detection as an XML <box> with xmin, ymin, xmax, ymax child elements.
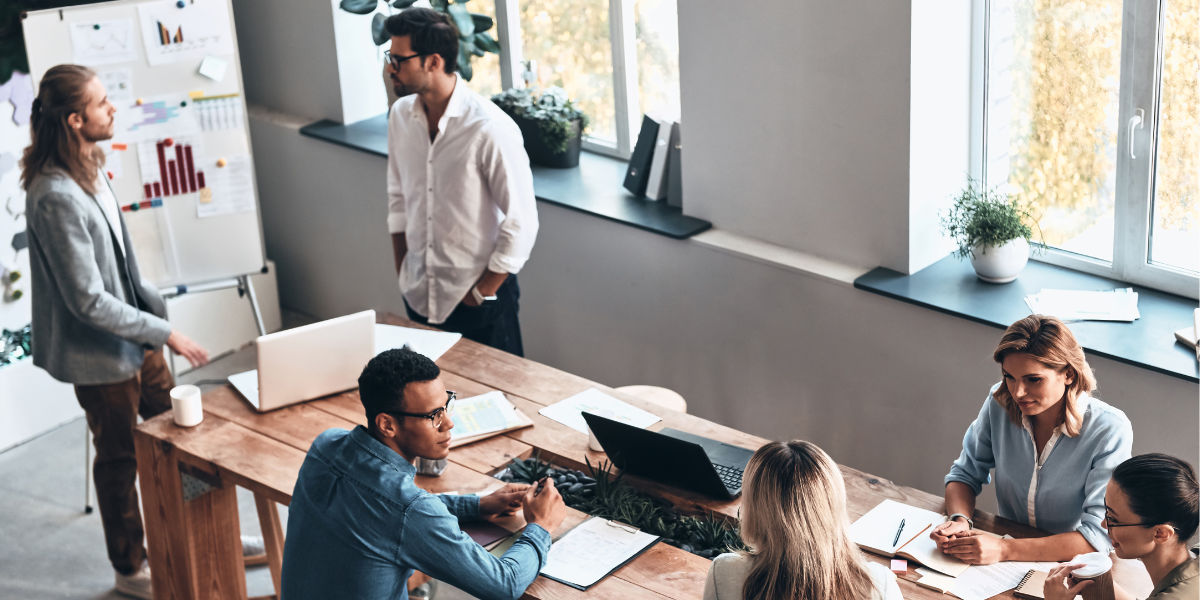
<box><xmin>538</xmin><ymin>388</ymin><xmax>662</xmax><ymax>435</ymax></box>
<box><xmin>374</xmin><ymin>324</ymin><xmax>462</xmax><ymax>361</ymax></box>
<box><xmin>1025</xmin><ymin>288</ymin><xmax>1140</xmax><ymax>322</ymax></box>
<box><xmin>449</xmin><ymin>391</ymin><xmax>523</xmax><ymax>441</ymax></box>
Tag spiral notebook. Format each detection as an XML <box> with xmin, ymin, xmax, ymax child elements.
<box><xmin>1013</xmin><ymin>569</ymin><xmax>1047</xmax><ymax>599</ymax></box>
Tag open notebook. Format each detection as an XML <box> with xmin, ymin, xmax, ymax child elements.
<box><xmin>849</xmin><ymin>499</ymin><xmax>971</xmax><ymax>577</ymax></box>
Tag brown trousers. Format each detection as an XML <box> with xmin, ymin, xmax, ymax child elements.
<box><xmin>74</xmin><ymin>349</ymin><xmax>175</xmax><ymax>575</ymax></box>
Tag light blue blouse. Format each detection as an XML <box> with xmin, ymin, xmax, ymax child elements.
<box><xmin>945</xmin><ymin>385</ymin><xmax>1132</xmax><ymax>553</ymax></box>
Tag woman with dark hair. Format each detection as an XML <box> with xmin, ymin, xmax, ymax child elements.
<box><xmin>1044</xmin><ymin>453</ymin><xmax>1198</xmax><ymax>600</ymax></box>
<box><xmin>931</xmin><ymin>315</ymin><xmax>1133</xmax><ymax>563</ymax></box>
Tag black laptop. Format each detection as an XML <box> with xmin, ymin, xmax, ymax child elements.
<box><xmin>580</xmin><ymin>412</ymin><xmax>756</xmax><ymax>500</ymax></box>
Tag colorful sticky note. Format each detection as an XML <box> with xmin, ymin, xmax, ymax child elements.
<box><xmin>199</xmin><ymin>188</ymin><xmax>213</xmax><ymax>204</ymax></box>
<box><xmin>890</xmin><ymin>559</ymin><xmax>907</xmax><ymax>574</ymax></box>
<box><xmin>188</xmin><ymin>90</ymin><xmax>205</xmax><ymax>99</ymax></box>
<box><xmin>197</xmin><ymin>56</ymin><xmax>228</xmax><ymax>82</ymax></box>
<box><xmin>111</xmin><ymin>143</ymin><xmax>127</xmax><ymax>151</ymax></box>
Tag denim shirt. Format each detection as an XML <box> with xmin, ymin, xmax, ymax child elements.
<box><xmin>281</xmin><ymin>426</ymin><xmax>551</xmax><ymax>600</ymax></box>
<box><xmin>945</xmin><ymin>385</ymin><xmax>1132</xmax><ymax>554</ymax></box>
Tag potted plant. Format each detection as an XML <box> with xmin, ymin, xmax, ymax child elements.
<box><xmin>491</xmin><ymin>86</ymin><xmax>588</xmax><ymax>168</ymax></box>
<box><xmin>338</xmin><ymin>0</ymin><xmax>501</xmax><ymax>107</ymax></box>
<box><xmin>941</xmin><ymin>181</ymin><xmax>1043</xmax><ymax>283</ymax></box>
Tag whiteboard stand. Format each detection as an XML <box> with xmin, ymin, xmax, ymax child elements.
<box><xmin>161</xmin><ymin>274</ymin><xmax>267</xmax><ymax>375</ymax></box>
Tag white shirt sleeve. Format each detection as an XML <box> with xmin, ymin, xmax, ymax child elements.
<box><xmin>386</xmin><ymin>107</ymin><xmax>408</xmax><ymax>235</ymax></box>
<box><xmin>478</xmin><ymin>121</ymin><xmax>538</xmax><ymax>274</ymax></box>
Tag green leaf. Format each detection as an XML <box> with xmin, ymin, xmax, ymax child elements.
<box><xmin>474</xmin><ymin>32</ymin><xmax>500</xmax><ymax>53</ymax></box>
<box><xmin>371</xmin><ymin>13</ymin><xmax>389</xmax><ymax>45</ymax></box>
<box><xmin>339</xmin><ymin>0</ymin><xmax>378</xmax><ymax>15</ymax></box>
<box><xmin>391</xmin><ymin>0</ymin><xmax>417</xmax><ymax>7</ymax></box>
<box><xmin>469</xmin><ymin>12</ymin><xmax>494</xmax><ymax>33</ymax></box>
<box><xmin>457</xmin><ymin>47</ymin><xmax>473</xmax><ymax>81</ymax></box>
<box><xmin>445</xmin><ymin>2</ymin><xmax>474</xmax><ymax>36</ymax></box>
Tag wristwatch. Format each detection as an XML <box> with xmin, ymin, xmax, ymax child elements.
<box><xmin>948</xmin><ymin>513</ymin><xmax>974</xmax><ymax>529</ymax></box>
<box><xmin>471</xmin><ymin>286</ymin><xmax>498</xmax><ymax>305</ymax></box>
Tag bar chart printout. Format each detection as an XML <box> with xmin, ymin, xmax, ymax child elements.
<box><xmin>136</xmin><ymin>136</ymin><xmax>207</xmax><ymax>207</ymax></box>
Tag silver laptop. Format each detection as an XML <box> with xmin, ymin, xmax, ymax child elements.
<box><xmin>229</xmin><ymin>310</ymin><xmax>376</xmax><ymax>412</ymax></box>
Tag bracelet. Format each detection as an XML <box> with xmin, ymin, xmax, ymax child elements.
<box><xmin>948</xmin><ymin>513</ymin><xmax>974</xmax><ymax>529</ymax></box>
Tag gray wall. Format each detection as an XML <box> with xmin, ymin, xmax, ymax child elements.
<box><xmin>677</xmin><ymin>0</ymin><xmax>913</xmax><ymax>273</ymax></box>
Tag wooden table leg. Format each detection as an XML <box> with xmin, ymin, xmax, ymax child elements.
<box><xmin>135</xmin><ymin>430</ymin><xmax>248</xmax><ymax>600</ymax></box>
<box><xmin>253</xmin><ymin>492</ymin><xmax>285</xmax><ymax>598</ymax></box>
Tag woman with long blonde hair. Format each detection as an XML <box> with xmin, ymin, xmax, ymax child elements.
<box><xmin>931</xmin><ymin>315</ymin><xmax>1132</xmax><ymax>564</ymax></box>
<box><xmin>703</xmin><ymin>440</ymin><xmax>902</xmax><ymax>600</ymax></box>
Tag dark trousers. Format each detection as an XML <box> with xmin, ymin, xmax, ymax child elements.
<box><xmin>405</xmin><ymin>275</ymin><xmax>524</xmax><ymax>356</ymax></box>
<box><xmin>73</xmin><ymin>349</ymin><xmax>175</xmax><ymax>575</ymax></box>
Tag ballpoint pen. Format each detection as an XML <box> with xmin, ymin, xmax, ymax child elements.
<box><xmin>892</xmin><ymin>518</ymin><xmax>906</xmax><ymax>547</ymax></box>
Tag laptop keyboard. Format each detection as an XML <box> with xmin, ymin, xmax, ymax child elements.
<box><xmin>713</xmin><ymin>463</ymin><xmax>743</xmax><ymax>490</ymax></box>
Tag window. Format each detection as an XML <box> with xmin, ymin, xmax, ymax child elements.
<box><xmin>476</xmin><ymin>0</ymin><xmax>681</xmax><ymax>157</ymax></box>
<box><xmin>976</xmin><ymin>0</ymin><xmax>1198</xmax><ymax>298</ymax></box>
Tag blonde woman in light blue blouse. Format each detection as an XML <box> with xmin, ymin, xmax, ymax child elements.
<box><xmin>931</xmin><ymin>315</ymin><xmax>1132</xmax><ymax>564</ymax></box>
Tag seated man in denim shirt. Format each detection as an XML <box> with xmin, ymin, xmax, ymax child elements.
<box><xmin>281</xmin><ymin>348</ymin><xmax>567</xmax><ymax>600</ymax></box>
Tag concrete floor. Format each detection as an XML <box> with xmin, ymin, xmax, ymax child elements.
<box><xmin>0</xmin><ymin>310</ymin><xmax>476</xmax><ymax>600</ymax></box>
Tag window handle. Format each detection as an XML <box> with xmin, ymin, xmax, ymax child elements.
<box><xmin>1128</xmin><ymin>108</ymin><xmax>1145</xmax><ymax>159</ymax></box>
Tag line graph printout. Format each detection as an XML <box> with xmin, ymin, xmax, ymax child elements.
<box><xmin>117</xmin><ymin>93</ymin><xmax>200</xmax><ymax>143</ymax></box>
<box><xmin>137</xmin><ymin>0</ymin><xmax>234</xmax><ymax>66</ymax></box>
<box><xmin>70</xmin><ymin>19</ymin><xmax>138</xmax><ymax>65</ymax></box>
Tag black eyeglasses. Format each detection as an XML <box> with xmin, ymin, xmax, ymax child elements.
<box><xmin>1103</xmin><ymin>514</ymin><xmax>1177</xmax><ymax>531</ymax></box>
<box><xmin>384</xmin><ymin>50</ymin><xmax>424</xmax><ymax>70</ymax></box>
<box><xmin>387</xmin><ymin>390</ymin><xmax>456</xmax><ymax>428</ymax></box>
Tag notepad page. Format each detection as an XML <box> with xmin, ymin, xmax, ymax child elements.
<box><xmin>540</xmin><ymin>518</ymin><xmax>659</xmax><ymax>588</ymax></box>
<box><xmin>849</xmin><ymin>499</ymin><xmax>942</xmax><ymax>557</ymax></box>
<box><xmin>450</xmin><ymin>391</ymin><xmax>522</xmax><ymax>440</ymax></box>
<box><xmin>896</xmin><ymin>526</ymin><xmax>972</xmax><ymax>577</ymax></box>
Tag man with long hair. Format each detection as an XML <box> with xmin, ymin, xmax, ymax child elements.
<box><xmin>20</xmin><ymin>64</ymin><xmax>209</xmax><ymax>599</ymax></box>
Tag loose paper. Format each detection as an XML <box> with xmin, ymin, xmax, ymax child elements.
<box><xmin>116</xmin><ymin>93</ymin><xmax>201</xmax><ymax>143</ymax></box>
<box><xmin>137</xmin><ymin>0</ymin><xmax>235</xmax><ymax>66</ymax></box>
<box><xmin>1025</xmin><ymin>288</ymin><xmax>1140</xmax><ymax>322</ymax></box>
<box><xmin>195</xmin><ymin>94</ymin><xmax>245</xmax><ymax>132</ymax></box>
<box><xmin>98</xmin><ymin>69</ymin><xmax>134</xmax><ymax>104</ymax></box>
<box><xmin>373</xmin><ymin>323</ymin><xmax>462</xmax><ymax>361</ymax></box>
<box><xmin>197</xmin><ymin>154</ymin><xmax>255</xmax><ymax>218</ymax></box>
<box><xmin>945</xmin><ymin>560</ymin><xmax>1058</xmax><ymax>600</ymax></box>
<box><xmin>70</xmin><ymin>19</ymin><xmax>138</xmax><ymax>66</ymax></box>
<box><xmin>197</xmin><ymin>55</ymin><xmax>228</xmax><ymax>81</ymax></box>
<box><xmin>136</xmin><ymin>135</ymin><xmax>206</xmax><ymax>201</ymax></box>
<box><xmin>538</xmin><ymin>388</ymin><xmax>662</xmax><ymax>435</ymax></box>
<box><xmin>450</xmin><ymin>391</ymin><xmax>523</xmax><ymax>440</ymax></box>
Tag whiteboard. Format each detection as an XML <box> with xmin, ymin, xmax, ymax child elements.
<box><xmin>22</xmin><ymin>0</ymin><xmax>266</xmax><ymax>288</ymax></box>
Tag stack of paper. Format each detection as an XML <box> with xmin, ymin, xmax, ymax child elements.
<box><xmin>374</xmin><ymin>324</ymin><xmax>462</xmax><ymax>361</ymax></box>
<box><xmin>450</xmin><ymin>391</ymin><xmax>523</xmax><ymax>441</ymax></box>
<box><xmin>917</xmin><ymin>558</ymin><xmax>1057</xmax><ymax>600</ymax></box>
<box><xmin>1024</xmin><ymin>288</ymin><xmax>1140</xmax><ymax>322</ymax></box>
<box><xmin>538</xmin><ymin>388</ymin><xmax>662</xmax><ymax>434</ymax></box>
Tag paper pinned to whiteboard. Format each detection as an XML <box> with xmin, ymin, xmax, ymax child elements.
<box><xmin>197</xmin><ymin>154</ymin><xmax>255</xmax><ymax>218</ymax></box>
<box><xmin>115</xmin><ymin>93</ymin><xmax>200</xmax><ymax>144</ymax></box>
<box><xmin>70</xmin><ymin>19</ymin><xmax>138</xmax><ymax>66</ymax></box>
<box><xmin>124</xmin><ymin>206</ymin><xmax>180</xmax><ymax>284</ymax></box>
<box><xmin>137</xmin><ymin>0</ymin><xmax>234</xmax><ymax>67</ymax></box>
<box><xmin>98</xmin><ymin>69</ymin><xmax>134</xmax><ymax>104</ymax></box>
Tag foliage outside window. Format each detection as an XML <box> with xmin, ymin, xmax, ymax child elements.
<box><xmin>980</xmin><ymin>0</ymin><xmax>1198</xmax><ymax>296</ymax></box>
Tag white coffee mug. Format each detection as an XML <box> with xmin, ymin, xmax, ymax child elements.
<box><xmin>170</xmin><ymin>385</ymin><xmax>204</xmax><ymax>427</ymax></box>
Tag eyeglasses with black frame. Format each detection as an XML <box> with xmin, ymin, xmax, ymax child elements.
<box><xmin>384</xmin><ymin>50</ymin><xmax>424</xmax><ymax>70</ymax></box>
<box><xmin>1103</xmin><ymin>511</ymin><xmax>1178</xmax><ymax>532</ymax></box>
<box><xmin>386</xmin><ymin>390</ymin><xmax>456</xmax><ymax>429</ymax></box>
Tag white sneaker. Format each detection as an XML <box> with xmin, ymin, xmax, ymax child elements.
<box><xmin>114</xmin><ymin>560</ymin><xmax>153</xmax><ymax>600</ymax></box>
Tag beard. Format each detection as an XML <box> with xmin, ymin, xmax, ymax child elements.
<box><xmin>81</xmin><ymin>115</ymin><xmax>115</xmax><ymax>142</ymax></box>
<box><xmin>392</xmin><ymin>74</ymin><xmax>425</xmax><ymax>99</ymax></box>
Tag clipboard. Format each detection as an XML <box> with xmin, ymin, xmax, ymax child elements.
<box><xmin>538</xmin><ymin>517</ymin><xmax>661</xmax><ymax>590</ymax></box>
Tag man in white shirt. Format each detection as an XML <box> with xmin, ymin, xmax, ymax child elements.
<box><xmin>385</xmin><ymin>8</ymin><xmax>539</xmax><ymax>356</ymax></box>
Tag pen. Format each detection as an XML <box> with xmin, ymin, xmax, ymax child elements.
<box><xmin>534</xmin><ymin>476</ymin><xmax>548</xmax><ymax>497</ymax></box>
<box><xmin>892</xmin><ymin>519</ymin><xmax>906</xmax><ymax>547</ymax></box>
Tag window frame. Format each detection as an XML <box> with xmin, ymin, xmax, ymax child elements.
<box><xmin>971</xmin><ymin>0</ymin><xmax>1198</xmax><ymax>299</ymax></box>
<box><xmin>491</xmin><ymin>0</ymin><xmax>646</xmax><ymax>160</ymax></box>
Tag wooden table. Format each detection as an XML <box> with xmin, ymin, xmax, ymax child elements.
<box><xmin>134</xmin><ymin>313</ymin><xmax>1150</xmax><ymax>600</ymax></box>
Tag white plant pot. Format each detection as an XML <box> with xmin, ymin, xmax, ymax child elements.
<box><xmin>970</xmin><ymin>238</ymin><xmax>1030</xmax><ymax>283</ymax></box>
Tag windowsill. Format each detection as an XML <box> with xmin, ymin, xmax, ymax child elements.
<box><xmin>855</xmin><ymin>256</ymin><xmax>1199</xmax><ymax>383</ymax></box>
<box><xmin>298</xmin><ymin>115</ymin><xmax>712</xmax><ymax>239</ymax></box>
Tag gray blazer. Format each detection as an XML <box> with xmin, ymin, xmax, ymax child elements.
<box><xmin>26</xmin><ymin>169</ymin><xmax>172</xmax><ymax>385</ymax></box>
